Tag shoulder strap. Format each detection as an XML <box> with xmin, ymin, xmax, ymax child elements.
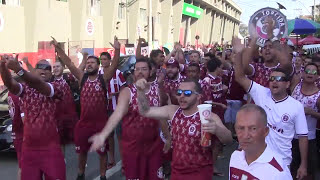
<box><xmin>63</xmin><ymin>73</ymin><xmax>71</xmax><ymax>87</ymax></box>
<box><xmin>80</xmin><ymin>73</ymin><xmax>89</xmax><ymax>92</ymax></box>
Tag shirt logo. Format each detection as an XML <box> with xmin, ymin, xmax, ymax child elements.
<box><xmin>281</xmin><ymin>113</ymin><xmax>290</xmax><ymax>123</ymax></box>
<box><xmin>95</xmin><ymin>84</ymin><xmax>100</xmax><ymax>91</ymax></box>
<box><xmin>153</xmin><ymin>99</ymin><xmax>159</xmax><ymax>106</ymax></box>
<box><xmin>188</xmin><ymin>124</ymin><xmax>196</xmax><ymax>136</ymax></box>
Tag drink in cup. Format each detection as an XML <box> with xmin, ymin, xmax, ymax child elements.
<box><xmin>197</xmin><ymin>104</ymin><xmax>212</xmax><ymax>147</ymax></box>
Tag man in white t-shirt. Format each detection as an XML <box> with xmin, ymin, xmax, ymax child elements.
<box><xmin>230</xmin><ymin>104</ymin><xmax>292</xmax><ymax>180</ymax></box>
<box><xmin>234</xmin><ymin>52</ymin><xmax>308</xmax><ymax>179</ymax></box>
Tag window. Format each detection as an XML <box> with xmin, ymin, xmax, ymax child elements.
<box><xmin>140</xmin><ymin>8</ymin><xmax>147</xmax><ymax>23</ymax></box>
<box><xmin>118</xmin><ymin>3</ymin><xmax>125</xmax><ymax>19</ymax></box>
<box><xmin>2</xmin><ymin>0</ymin><xmax>20</xmax><ymax>5</ymax></box>
<box><xmin>57</xmin><ymin>0</ymin><xmax>68</xmax><ymax>2</ymax></box>
<box><xmin>89</xmin><ymin>0</ymin><xmax>101</xmax><ymax>16</ymax></box>
<box><xmin>156</xmin><ymin>12</ymin><xmax>161</xmax><ymax>24</ymax></box>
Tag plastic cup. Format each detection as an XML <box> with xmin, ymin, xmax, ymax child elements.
<box><xmin>197</xmin><ymin>104</ymin><xmax>212</xmax><ymax>147</ymax></box>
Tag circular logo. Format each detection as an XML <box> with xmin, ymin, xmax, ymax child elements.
<box><xmin>188</xmin><ymin>124</ymin><xmax>196</xmax><ymax>136</ymax></box>
<box><xmin>0</xmin><ymin>12</ymin><xmax>4</xmax><ymax>32</ymax></box>
<box><xmin>281</xmin><ymin>113</ymin><xmax>290</xmax><ymax>123</ymax></box>
<box><xmin>168</xmin><ymin>58</ymin><xmax>175</xmax><ymax>63</ymax></box>
<box><xmin>202</xmin><ymin>110</ymin><xmax>210</xmax><ymax>118</ymax></box>
<box><xmin>86</xmin><ymin>19</ymin><xmax>94</xmax><ymax>36</ymax></box>
<box><xmin>95</xmin><ymin>84</ymin><xmax>100</xmax><ymax>91</ymax></box>
<box><xmin>249</xmin><ymin>7</ymin><xmax>288</xmax><ymax>47</ymax></box>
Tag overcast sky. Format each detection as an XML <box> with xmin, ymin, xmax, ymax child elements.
<box><xmin>234</xmin><ymin>0</ymin><xmax>317</xmax><ymax>24</ymax></box>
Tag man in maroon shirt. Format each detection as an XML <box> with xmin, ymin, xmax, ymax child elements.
<box><xmin>52</xmin><ymin>61</ymin><xmax>78</xmax><ymax>150</ymax></box>
<box><xmin>89</xmin><ymin>58</ymin><xmax>171</xmax><ymax>180</ymax></box>
<box><xmin>51</xmin><ymin>37</ymin><xmax>120</xmax><ymax>180</ymax></box>
<box><xmin>0</xmin><ymin>55</ymin><xmax>66</xmax><ymax>180</ymax></box>
<box><xmin>136</xmin><ymin>78</ymin><xmax>232</xmax><ymax>179</ymax></box>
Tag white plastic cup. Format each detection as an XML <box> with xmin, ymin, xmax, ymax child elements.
<box><xmin>197</xmin><ymin>104</ymin><xmax>212</xmax><ymax>124</ymax></box>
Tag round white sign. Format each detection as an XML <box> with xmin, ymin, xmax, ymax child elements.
<box><xmin>0</xmin><ymin>12</ymin><xmax>4</xmax><ymax>32</ymax></box>
<box><xmin>85</xmin><ymin>19</ymin><xmax>94</xmax><ymax>36</ymax></box>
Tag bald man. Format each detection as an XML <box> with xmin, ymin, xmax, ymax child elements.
<box><xmin>229</xmin><ymin>104</ymin><xmax>292</xmax><ymax>180</ymax></box>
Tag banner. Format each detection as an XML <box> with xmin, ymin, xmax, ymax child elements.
<box><xmin>249</xmin><ymin>7</ymin><xmax>288</xmax><ymax>47</ymax></box>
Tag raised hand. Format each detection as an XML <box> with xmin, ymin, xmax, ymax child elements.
<box><xmin>0</xmin><ymin>55</ymin><xmax>8</xmax><ymax>68</ymax></box>
<box><xmin>6</xmin><ymin>54</ymin><xmax>21</xmax><ymax>72</ymax></box>
<box><xmin>135</xmin><ymin>78</ymin><xmax>148</xmax><ymax>91</ymax></box>
<box><xmin>232</xmin><ymin>37</ymin><xmax>244</xmax><ymax>54</ymax></box>
<box><xmin>50</xmin><ymin>36</ymin><xmax>59</xmax><ymax>47</ymax></box>
<box><xmin>22</xmin><ymin>57</ymin><xmax>29</xmax><ymax>64</ymax></box>
<box><xmin>110</xmin><ymin>36</ymin><xmax>120</xmax><ymax>50</ymax></box>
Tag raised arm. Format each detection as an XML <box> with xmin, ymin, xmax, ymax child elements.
<box><xmin>136</xmin><ymin>38</ymin><xmax>146</xmax><ymax>59</ymax></box>
<box><xmin>51</xmin><ymin>37</ymin><xmax>84</xmax><ymax>80</ymax></box>
<box><xmin>234</xmin><ymin>49</ymin><xmax>252</xmax><ymax>92</ymax></box>
<box><xmin>78</xmin><ymin>52</ymin><xmax>88</xmax><ymax>71</ymax></box>
<box><xmin>136</xmin><ymin>79</ymin><xmax>178</xmax><ymax>120</ymax></box>
<box><xmin>274</xmin><ymin>44</ymin><xmax>294</xmax><ymax>74</ymax></box>
<box><xmin>22</xmin><ymin>57</ymin><xmax>36</xmax><ymax>74</ymax></box>
<box><xmin>89</xmin><ymin>87</ymin><xmax>131</xmax><ymax>151</ymax></box>
<box><xmin>103</xmin><ymin>37</ymin><xmax>121</xmax><ymax>83</ymax></box>
<box><xmin>0</xmin><ymin>56</ymin><xmax>21</xmax><ymax>95</ymax></box>
<box><xmin>5</xmin><ymin>55</ymin><xmax>53</xmax><ymax>96</ymax></box>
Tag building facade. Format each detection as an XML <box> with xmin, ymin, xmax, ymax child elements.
<box><xmin>0</xmin><ymin>0</ymin><xmax>241</xmax><ymax>65</ymax></box>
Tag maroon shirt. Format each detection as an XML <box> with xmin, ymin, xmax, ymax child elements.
<box><xmin>121</xmin><ymin>84</ymin><xmax>161</xmax><ymax>152</ymax></box>
<box><xmin>79</xmin><ymin>77</ymin><xmax>108</xmax><ymax>128</ymax></box>
<box><xmin>18</xmin><ymin>83</ymin><xmax>63</xmax><ymax>150</ymax></box>
<box><xmin>53</xmin><ymin>76</ymin><xmax>78</xmax><ymax>124</ymax></box>
<box><xmin>164</xmin><ymin>73</ymin><xmax>186</xmax><ymax>105</ymax></box>
<box><xmin>8</xmin><ymin>92</ymin><xmax>23</xmax><ymax>140</ymax></box>
<box><xmin>226</xmin><ymin>67</ymin><xmax>246</xmax><ymax>103</ymax></box>
<box><xmin>250</xmin><ymin>62</ymin><xmax>280</xmax><ymax>87</ymax></box>
<box><xmin>171</xmin><ymin>108</ymin><xmax>213</xmax><ymax>173</ymax></box>
<box><xmin>201</xmin><ymin>74</ymin><xmax>227</xmax><ymax>119</ymax></box>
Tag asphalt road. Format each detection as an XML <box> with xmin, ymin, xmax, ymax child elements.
<box><xmin>6</xmin><ymin>139</ymin><xmax>320</xmax><ymax>180</ymax></box>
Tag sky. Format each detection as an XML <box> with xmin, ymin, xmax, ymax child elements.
<box><xmin>234</xmin><ymin>0</ymin><xmax>317</xmax><ymax>24</ymax></box>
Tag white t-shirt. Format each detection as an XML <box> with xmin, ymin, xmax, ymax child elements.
<box><xmin>248</xmin><ymin>81</ymin><xmax>308</xmax><ymax>165</ymax></box>
<box><xmin>229</xmin><ymin>146</ymin><xmax>292</xmax><ymax>180</ymax></box>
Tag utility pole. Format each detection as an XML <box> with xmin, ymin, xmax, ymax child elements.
<box><xmin>314</xmin><ymin>0</ymin><xmax>316</xmax><ymax>20</ymax></box>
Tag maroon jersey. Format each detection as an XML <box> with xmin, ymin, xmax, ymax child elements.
<box><xmin>18</xmin><ymin>83</ymin><xmax>63</xmax><ymax>150</ymax></box>
<box><xmin>79</xmin><ymin>77</ymin><xmax>108</xmax><ymax>128</ymax></box>
<box><xmin>226</xmin><ymin>67</ymin><xmax>246</xmax><ymax>102</ymax></box>
<box><xmin>181</xmin><ymin>63</ymin><xmax>207</xmax><ymax>79</ymax></box>
<box><xmin>8</xmin><ymin>92</ymin><xmax>23</xmax><ymax>140</ymax></box>
<box><xmin>201</xmin><ymin>74</ymin><xmax>227</xmax><ymax>119</ymax></box>
<box><xmin>171</xmin><ymin>108</ymin><xmax>213</xmax><ymax>173</ymax></box>
<box><xmin>53</xmin><ymin>76</ymin><xmax>78</xmax><ymax>123</ymax></box>
<box><xmin>164</xmin><ymin>73</ymin><xmax>186</xmax><ymax>105</ymax></box>
<box><xmin>250</xmin><ymin>62</ymin><xmax>280</xmax><ymax>87</ymax></box>
<box><xmin>121</xmin><ymin>84</ymin><xmax>161</xmax><ymax>152</ymax></box>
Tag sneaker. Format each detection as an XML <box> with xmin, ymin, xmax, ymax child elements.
<box><xmin>100</xmin><ymin>175</ymin><xmax>107</xmax><ymax>180</ymax></box>
<box><xmin>76</xmin><ymin>173</ymin><xmax>85</xmax><ymax>180</ymax></box>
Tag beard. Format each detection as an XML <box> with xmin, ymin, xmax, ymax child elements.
<box><xmin>87</xmin><ymin>68</ymin><xmax>99</xmax><ymax>76</ymax></box>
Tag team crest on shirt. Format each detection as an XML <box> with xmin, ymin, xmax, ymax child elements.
<box><xmin>202</xmin><ymin>110</ymin><xmax>210</xmax><ymax>118</ymax></box>
<box><xmin>153</xmin><ymin>99</ymin><xmax>159</xmax><ymax>106</ymax></box>
<box><xmin>95</xmin><ymin>84</ymin><xmax>100</xmax><ymax>91</ymax></box>
<box><xmin>281</xmin><ymin>113</ymin><xmax>290</xmax><ymax>123</ymax></box>
<box><xmin>188</xmin><ymin>124</ymin><xmax>196</xmax><ymax>136</ymax></box>
<box><xmin>168</xmin><ymin>58</ymin><xmax>175</xmax><ymax>63</ymax></box>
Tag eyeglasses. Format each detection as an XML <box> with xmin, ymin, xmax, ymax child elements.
<box><xmin>36</xmin><ymin>64</ymin><xmax>52</xmax><ymax>71</ymax></box>
<box><xmin>176</xmin><ymin>89</ymin><xmax>199</xmax><ymax>97</ymax></box>
<box><xmin>134</xmin><ymin>67</ymin><xmax>149</xmax><ymax>72</ymax></box>
<box><xmin>269</xmin><ymin>76</ymin><xmax>287</xmax><ymax>82</ymax></box>
<box><xmin>305</xmin><ymin>69</ymin><xmax>318</xmax><ymax>75</ymax></box>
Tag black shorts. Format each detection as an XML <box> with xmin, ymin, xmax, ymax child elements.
<box><xmin>290</xmin><ymin>138</ymin><xmax>319</xmax><ymax>176</ymax></box>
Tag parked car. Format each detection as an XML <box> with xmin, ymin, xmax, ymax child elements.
<box><xmin>0</xmin><ymin>88</ymin><xmax>14</xmax><ymax>152</ymax></box>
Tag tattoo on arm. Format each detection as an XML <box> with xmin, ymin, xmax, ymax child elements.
<box><xmin>137</xmin><ymin>90</ymin><xmax>150</xmax><ymax>115</ymax></box>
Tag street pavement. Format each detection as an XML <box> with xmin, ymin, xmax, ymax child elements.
<box><xmin>1</xmin><ymin>139</ymin><xmax>318</xmax><ymax>180</ymax></box>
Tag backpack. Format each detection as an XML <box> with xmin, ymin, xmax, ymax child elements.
<box><xmin>62</xmin><ymin>73</ymin><xmax>81</xmax><ymax>118</ymax></box>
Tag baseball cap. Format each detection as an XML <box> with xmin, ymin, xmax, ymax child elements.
<box><xmin>166</xmin><ymin>58</ymin><xmax>179</xmax><ymax>68</ymax></box>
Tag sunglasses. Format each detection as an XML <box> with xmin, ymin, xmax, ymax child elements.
<box><xmin>304</xmin><ymin>69</ymin><xmax>318</xmax><ymax>75</ymax></box>
<box><xmin>35</xmin><ymin>64</ymin><xmax>52</xmax><ymax>71</ymax></box>
<box><xmin>176</xmin><ymin>89</ymin><xmax>199</xmax><ymax>97</ymax></box>
<box><xmin>269</xmin><ymin>76</ymin><xmax>287</xmax><ymax>82</ymax></box>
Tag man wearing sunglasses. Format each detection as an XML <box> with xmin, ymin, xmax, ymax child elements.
<box><xmin>135</xmin><ymin>78</ymin><xmax>233</xmax><ymax>179</ymax></box>
<box><xmin>51</xmin><ymin>36</ymin><xmax>120</xmax><ymax>180</ymax></box>
<box><xmin>89</xmin><ymin>58</ymin><xmax>170</xmax><ymax>180</ymax></box>
<box><xmin>0</xmin><ymin>55</ymin><xmax>66</xmax><ymax>180</ymax></box>
<box><xmin>234</xmin><ymin>52</ymin><xmax>308</xmax><ymax>180</ymax></box>
<box><xmin>290</xmin><ymin>63</ymin><xmax>320</xmax><ymax>180</ymax></box>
